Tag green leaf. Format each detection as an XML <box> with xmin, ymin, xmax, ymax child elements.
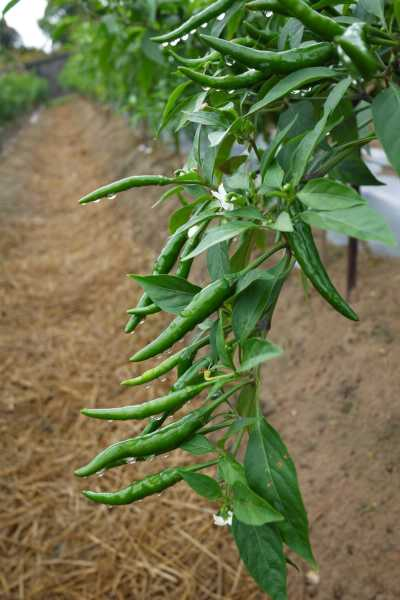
<box><xmin>179</xmin><ymin>471</ymin><xmax>223</xmax><ymax>500</ymax></box>
<box><xmin>236</xmin><ymin>383</ymin><xmax>257</xmax><ymax>418</ymax></box>
<box><xmin>158</xmin><ymin>81</ymin><xmax>191</xmax><ymax>134</ymax></box>
<box><xmin>301</xmin><ymin>205</ymin><xmax>396</xmax><ymax>246</ymax></box>
<box><xmin>2</xmin><ymin>0</ymin><xmax>21</xmax><ymax>15</ymax></box>
<box><xmin>218</xmin><ymin>154</ymin><xmax>248</xmax><ymax>175</ymax></box>
<box><xmin>176</xmin><ymin>91</ymin><xmax>208</xmax><ymax>131</ymax></box>
<box><xmin>207</xmin><ymin>241</ymin><xmax>231</xmax><ymax>280</ymax></box>
<box><xmin>245</xmin><ymin>418</ymin><xmax>316</xmax><ymax>568</ymax></box>
<box><xmin>233</xmin><ymin>279</ymin><xmax>274</xmax><ymax>341</ymax></box>
<box><xmin>232</xmin><ymin>481</ymin><xmax>284</xmax><ymax>526</ymax></box>
<box><xmin>183</xmin><ymin>221</ymin><xmax>257</xmax><ymax>260</ymax></box>
<box><xmin>260</xmin><ymin>117</ymin><xmax>297</xmax><ymax>178</ymax></box>
<box><xmin>268</xmin><ymin>211</ymin><xmax>293</xmax><ymax>232</ymax></box>
<box><xmin>129</xmin><ymin>274</ymin><xmax>201</xmax><ymax>313</ymax></box>
<box><xmin>180</xmin><ymin>434</ymin><xmax>216</xmax><ymax>455</ymax></box>
<box><xmin>298</xmin><ymin>179</ymin><xmax>366</xmax><ymax>210</ymax></box>
<box><xmin>216</xmin><ymin>314</ymin><xmax>234</xmax><ymax>368</ymax></box>
<box><xmin>239</xmin><ymin>338</ymin><xmax>283</xmax><ymax>372</ymax></box>
<box><xmin>232</xmin><ymin>520</ymin><xmax>288</xmax><ymax>600</ymax></box>
<box><xmin>360</xmin><ymin>0</ymin><xmax>385</xmax><ymax>25</ymax></box>
<box><xmin>372</xmin><ymin>84</ymin><xmax>400</xmax><ymax>175</ymax></box>
<box><xmin>168</xmin><ymin>204</ymin><xmax>194</xmax><ymax>234</ymax></box>
<box><xmin>248</xmin><ymin>67</ymin><xmax>338</xmax><ymax>116</ymax></box>
<box><xmin>291</xmin><ymin>78</ymin><xmax>351</xmax><ymax>186</ymax></box>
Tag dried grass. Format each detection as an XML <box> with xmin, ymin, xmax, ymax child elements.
<box><xmin>0</xmin><ymin>98</ymin><xmax>280</xmax><ymax>599</ymax></box>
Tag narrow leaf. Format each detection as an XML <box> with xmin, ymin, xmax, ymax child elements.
<box><xmin>298</xmin><ymin>178</ymin><xmax>366</xmax><ymax>210</ymax></box>
<box><xmin>183</xmin><ymin>221</ymin><xmax>257</xmax><ymax>260</ymax></box>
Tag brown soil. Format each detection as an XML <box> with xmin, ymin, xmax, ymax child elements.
<box><xmin>1</xmin><ymin>97</ymin><xmax>399</xmax><ymax>600</ymax></box>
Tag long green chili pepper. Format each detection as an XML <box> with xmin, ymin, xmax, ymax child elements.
<box><xmin>121</xmin><ymin>334</ymin><xmax>210</xmax><ymax>385</ymax></box>
<box><xmin>80</xmin><ymin>174</ymin><xmax>200</xmax><ymax>205</ymax></box>
<box><xmin>246</xmin><ymin>0</ymin><xmax>291</xmax><ymax>16</ymax></box>
<box><xmin>276</xmin><ymin>0</ymin><xmax>344</xmax><ymax>40</ymax></box>
<box><xmin>286</xmin><ymin>220</ymin><xmax>358</xmax><ymax>321</ymax></box>
<box><xmin>178</xmin><ymin>66</ymin><xmax>267</xmax><ymax>90</ymax></box>
<box><xmin>200</xmin><ymin>35</ymin><xmax>334</xmax><ymax>73</ymax></box>
<box><xmin>74</xmin><ymin>383</ymin><xmax>245</xmax><ymax>477</ymax></box>
<box><xmin>125</xmin><ymin>230</ymin><xmax>188</xmax><ymax>333</ymax></box>
<box><xmin>172</xmin><ymin>356</ymin><xmax>213</xmax><ymax>391</ymax></box>
<box><xmin>130</xmin><ymin>275</ymin><xmax>236</xmax><ymax>362</ymax></box>
<box><xmin>335</xmin><ymin>23</ymin><xmax>380</xmax><ymax>79</ymax></box>
<box><xmin>80</xmin><ymin>379</ymin><xmax>227</xmax><ymax>421</ymax></box>
<box><xmin>82</xmin><ymin>461</ymin><xmax>217</xmax><ymax>506</ymax></box>
<box><xmin>151</xmin><ymin>0</ymin><xmax>233</xmax><ymax>43</ymax></box>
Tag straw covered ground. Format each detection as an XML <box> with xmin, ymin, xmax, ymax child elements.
<box><xmin>1</xmin><ymin>97</ymin><xmax>399</xmax><ymax>600</ymax></box>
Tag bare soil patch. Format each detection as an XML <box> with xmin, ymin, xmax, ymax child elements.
<box><xmin>1</xmin><ymin>97</ymin><xmax>399</xmax><ymax>599</ymax></box>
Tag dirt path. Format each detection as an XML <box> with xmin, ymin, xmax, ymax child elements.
<box><xmin>1</xmin><ymin>98</ymin><xmax>399</xmax><ymax>600</ymax></box>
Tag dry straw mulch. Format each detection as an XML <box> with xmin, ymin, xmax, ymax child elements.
<box><xmin>1</xmin><ymin>98</ymin><xmax>399</xmax><ymax>600</ymax></box>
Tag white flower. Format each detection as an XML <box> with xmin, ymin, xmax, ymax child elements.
<box><xmin>188</xmin><ymin>225</ymin><xmax>200</xmax><ymax>239</ymax></box>
<box><xmin>213</xmin><ymin>511</ymin><xmax>233</xmax><ymax>527</ymax></box>
<box><xmin>211</xmin><ymin>183</ymin><xmax>234</xmax><ymax>211</ymax></box>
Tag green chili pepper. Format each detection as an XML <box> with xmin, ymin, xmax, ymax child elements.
<box><xmin>246</xmin><ymin>0</ymin><xmax>291</xmax><ymax>16</ymax></box>
<box><xmin>335</xmin><ymin>23</ymin><xmax>380</xmax><ymax>79</ymax></box>
<box><xmin>172</xmin><ymin>356</ymin><xmax>213</xmax><ymax>391</ymax></box>
<box><xmin>121</xmin><ymin>334</ymin><xmax>210</xmax><ymax>386</ymax></box>
<box><xmin>168</xmin><ymin>48</ymin><xmax>221</xmax><ymax>67</ymax></box>
<box><xmin>275</xmin><ymin>0</ymin><xmax>344</xmax><ymax>41</ymax></box>
<box><xmin>127</xmin><ymin>304</ymin><xmax>160</xmax><ymax>316</ymax></box>
<box><xmin>82</xmin><ymin>461</ymin><xmax>216</xmax><ymax>506</ymax></box>
<box><xmin>130</xmin><ymin>275</ymin><xmax>236</xmax><ymax>363</ymax></box>
<box><xmin>79</xmin><ymin>174</ymin><xmax>200</xmax><ymax>205</ymax></box>
<box><xmin>151</xmin><ymin>0</ymin><xmax>233</xmax><ymax>43</ymax></box>
<box><xmin>286</xmin><ymin>220</ymin><xmax>358</xmax><ymax>321</ymax></box>
<box><xmin>200</xmin><ymin>35</ymin><xmax>334</xmax><ymax>73</ymax></box>
<box><xmin>74</xmin><ymin>383</ymin><xmax>245</xmax><ymax>477</ymax></box>
<box><xmin>81</xmin><ymin>380</ymin><xmax>223</xmax><ymax>421</ymax></box>
<box><xmin>125</xmin><ymin>230</ymin><xmax>188</xmax><ymax>333</ymax></box>
<box><xmin>178</xmin><ymin>66</ymin><xmax>266</xmax><ymax>90</ymax></box>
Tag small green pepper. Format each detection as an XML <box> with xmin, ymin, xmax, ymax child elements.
<box><xmin>276</xmin><ymin>0</ymin><xmax>344</xmax><ymax>41</ymax></box>
<box><xmin>335</xmin><ymin>23</ymin><xmax>380</xmax><ymax>79</ymax></box>
<box><xmin>82</xmin><ymin>461</ymin><xmax>216</xmax><ymax>506</ymax></box>
<box><xmin>80</xmin><ymin>174</ymin><xmax>199</xmax><ymax>205</ymax></box>
<box><xmin>81</xmin><ymin>379</ymin><xmax>224</xmax><ymax>421</ymax></box>
<box><xmin>151</xmin><ymin>0</ymin><xmax>233</xmax><ymax>43</ymax></box>
<box><xmin>286</xmin><ymin>220</ymin><xmax>358</xmax><ymax>321</ymax></box>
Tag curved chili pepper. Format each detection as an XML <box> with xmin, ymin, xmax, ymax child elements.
<box><xmin>286</xmin><ymin>220</ymin><xmax>358</xmax><ymax>321</ymax></box>
<box><xmin>246</xmin><ymin>0</ymin><xmax>291</xmax><ymax>16</ymax></box>
<box><xmin>335</xmin><ymin>23</ymin><xmax>380</xmax><ymax>79</ymax></box>
<box><xmin>121</xmin><ymin>335</ymin><xmax>210</xmax><ymax>386</ymax></box>
<box><xmin>152</xmin><ymin>0</ymin><xmax>233</xmax><ymax>43</ymax></box>
<box><xmin>80</xmin><ymin>174</ymin><xmax>200</xmax><ymax>205</ymax></box>
<box><xmin>179</xmin><ymin>66</ymin><xmax>266</xmax><ymax>90</ymax></box>
<box><xmin>74</xmin><ymin>383</ymin><xmax>245</xmax><ymax>477</ymax></box>
<box><xmin>200</xmin><ymin>35</ymin><xmax>334</xmax><ymax>73</ymax></box>
<box><xmin>168</xmin><ymin>48</ymin><xmax>221</xmax><ymax>67</ymax></box>
<box><xmin>82</xmin><ymin>461</ymin><xmax>216</xmax><ymax>505</ymax></box>
<box><xmin>81</xmin><ymin>380</ymin><xmax>221</xmax><ymax>421</ymax></box>
<box><xmin>130</xmin><ymin>275</ymin><xmax>236</xmax><ymax>362</ymax></box>
<box><xmin>276</xmin><ymin>0</ymin><xmax>344</xmax><ymax>41</ymax></box>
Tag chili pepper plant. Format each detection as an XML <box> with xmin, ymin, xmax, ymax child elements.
<box><xmin>71</xmin><ymin>1</ymin><xmax>400</xmax><ymax>597</ymax></box>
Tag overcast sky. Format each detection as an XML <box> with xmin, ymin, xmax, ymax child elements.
<box><xmin>1</xmin><ymin>0</ymin><xmax>50</xmax><ymax>50</ymax></box>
